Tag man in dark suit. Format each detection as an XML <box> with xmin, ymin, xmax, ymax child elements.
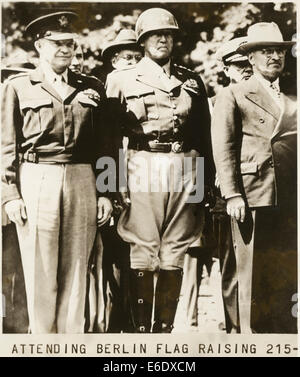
<box><xmin>212</xmin><ymin>22</ymin><xmax>297</xmax><ymax>333</ymax></box>
<box><xmin>1</xmin><ymin>12</ymin><xmax>113</xmax><ymax>333</ymax></box>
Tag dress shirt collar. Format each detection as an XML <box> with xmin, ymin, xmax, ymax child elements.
<box><xmin>142</xmin><ymin>56</ymin><xmax>171</xmax><ymax>77</ymax></box>
<box><xmin>254</xmin><ymin>72</ymin><xmax>280</xmax><ymax>93</ymax></box>
<box><xmin>40</xmin><ymin>60</ymin><xmax>68</xmax><ymax>84</ymax></box>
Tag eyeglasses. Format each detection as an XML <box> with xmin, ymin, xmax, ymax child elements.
<box><xmin>116</xmin><ymin>53</ymin><xmax>143</xmax><ymax>62</ymax></box>
<box><xmin>260</xmin><ymin>48</ymin><xmax>286</xmax><ymax>57</ymax></box>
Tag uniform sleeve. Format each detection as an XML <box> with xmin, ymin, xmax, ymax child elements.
<box><xmin>1</xmin><ymin>81</ymin><xmax>22</xmax><ymax>204</ymax></box>
<box><xmin>192</xmin><ymin>76</ymin><xmax>215</xmax><ymax>188</ymax></box>
<box><xmin>105</xmin><ymin>72</ymin><xmax>129</xmax><ymax>194</ymax></box>
<box><xmin>90</xmin><ymin>77</ymin><xmax>120</xmax><ymax>199</ymax></box>
<box><xmin>211</xmin><ymin>86</ymin><xmax>241</xmax><ymax>199</ymax></box>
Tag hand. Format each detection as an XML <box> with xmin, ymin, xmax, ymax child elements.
<box><xmin>117</xmin><ymin>190</ymin><xmax>131</xmax><ymax>210</ymax></box>
<box><xmin>4</xmin><ymin>199</ymin><xmax>27</xmax><ymax>226</ymax></box>
<box><xmin>204</xmin><ymin>185</ymin><xmax>216</xmax><ymax>208</ymax></box>
<box><xmin>226</xmin><ymin>196</ymin><xmax>246</xmax><ymax>223</ymax></box>
<box><xmin>83</xmin><ymin>89</ymin><xmax>101</xmax><ymax>102</ymax></box>
<box><xmin>97</xmin><ymin>197</ymin><xmax>113</xmax><ymax>227</ymax></box>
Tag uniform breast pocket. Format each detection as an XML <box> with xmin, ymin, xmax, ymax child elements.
<box><xmin>20</xmin><ymin>98</ymin><xmax>53</xmax><ymax>134</ymax></box>
<box><xmin>126</xmin><ymin>89</ymin><xmax>159</xmax><ymax>122</ymax></box>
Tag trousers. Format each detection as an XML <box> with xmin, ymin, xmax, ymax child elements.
<box><xmin>16</xmin><ymin>163</ymin><xmax>97</xmax><ymax>333</ymax></box>
<box><xmin>231</xmin><ymin>206</ymin><xmax>297</xmax><ymax>333</ymax></box>
<box><xmin>118</xmin><ymin>149</ymin><xmax>204</xmax><ymax>271</ymax></box>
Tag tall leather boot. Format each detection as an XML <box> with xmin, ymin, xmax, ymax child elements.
<box><xmin>153</xmin><ymin>269</ymin><xmax>183</xmax><ymax>333</ymax></box>
<box><xmin>129</xmin><ymin>269</ymin><xmax>154</xmax><ymax>333</ymax></box>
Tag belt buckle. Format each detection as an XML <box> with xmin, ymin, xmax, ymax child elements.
<box><xmin>171</xmin><ymin>141</ymin><xmax>183</xmax><ymax>153</ymax></box>
<box><xmin>148</xmin><ymin>140</ymin><xmax>170</xmax><ymax>152</ymax></box>
<box><xmin>27</xmin><ymin>151</ymin><xmax>38</xmax><ymax>163</ymax></box>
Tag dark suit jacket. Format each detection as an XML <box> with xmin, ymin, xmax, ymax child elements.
<box><xmin>211</xmin><ymin>75</ymin><xmax>297</xmax><ymax>208</ymax></box>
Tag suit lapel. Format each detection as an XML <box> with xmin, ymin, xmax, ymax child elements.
<box><xmin>136</xmin><ymin>58</ymin><xmax>182</xmax><ymax>93</ymax></box>
<box><xmin>29</xmin><ymin>67</ymin><xmax>81</xmax><ymax>102</ymax></box>
<box><xmin>245</xmin><ymin>76</ymin><xmax>281</xmax><ymax>121</ymax></box>
<box><xmin>30</xmin><ymin>67</ymin><xmax>62</xmax><ymax>102</ymax></box>
<box><xmin>65</xmin><ymin>69</ymin><xmax>81</xmax><ymax>100</ymax></box>
<box><xmin>136</xmin><ymin>64</ymin><xmax>168</xmax><ymax>93</ymax></box>
<box><xmin>169</xmin><ymin>66</ymin><xmax>184</xmax><ymax>92</ymax></box>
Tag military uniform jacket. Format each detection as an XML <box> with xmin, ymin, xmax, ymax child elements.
<box><xmin>212</xmin><ymin>75</ymin><xmax>297</xmax><ymax>208</ymax></box>
<box><xmin>105</xmin><ymin>57</ymin><xmax>214</xmax><ymax>185</ymax></box>
<box><xmin>1</xmin><ymin>67</ymin><xmax>112</xmax><ymax>204</ymax></box>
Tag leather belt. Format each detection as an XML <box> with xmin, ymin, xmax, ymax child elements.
<box><xmin>128</xmin><ymin>139</ymin><xmax>185</xmax><ymax>153</ymax></box>
<box><xmin>20</xmin><ymin>151</ymin><xmax>90</xmax><ymax>164</ymax></box>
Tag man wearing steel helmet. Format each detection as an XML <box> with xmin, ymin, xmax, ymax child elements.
<box><xmin>212</xmin><ymin>22</ymin><xmax>297</xmax><ymax>333</ymax></box>
<box><xmin>106</xmin><ymin>8</ymin><xmax>214</xmax><ymax>333</ymax></box>
<box><xmin>1</xmin><ymin>12</ymin><xmax>113</xmax><ymax>333</ymax></box>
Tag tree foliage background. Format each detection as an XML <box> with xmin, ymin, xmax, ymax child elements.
<box><xmin>1</xmin><ymin>1</ymin><xmax>297</xmax><ymax>95</ymax></box>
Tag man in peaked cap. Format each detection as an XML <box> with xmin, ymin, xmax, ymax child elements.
<box><xmin>207</xmin><ymin>37</ymin><xmax>253</xmax><ymax>334</ymax></box>
<box><xmin>1</xmin><ymin>11</ymin><xmax>114</xmax><ymax>333</ymax></box>
<box><xmin>217</xmin><ymin>36</ymin><xmax>253</xmax><ymax>84</ymax></box>
<box><xmin>106</xmin><ymin>8</ymin><xmax>214</xmax><ymax>333</ymax></box>
<box><xmin>177</xmin><ymin>37</ymin><xmax>253</xmax><ymax>334</ymax></box>
<box><xmin>212</xmin><ymin>22</ymin><xmax>297</xmax><ymax>333</ymax></box>
<box><xmin>102</xmin><ymin>29</ymin><xmax>143</xmax><ymax>71</ymax></box>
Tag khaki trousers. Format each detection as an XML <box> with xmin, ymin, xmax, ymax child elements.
<box><xmin>16</xmin><ymin>163</ymin><xmax>97</xmax><ymax>334</ymax></box>
<box><xmin>118</xmin><ymin>150</ymin><xmax>204</xmax><ymax>271</ymax></box>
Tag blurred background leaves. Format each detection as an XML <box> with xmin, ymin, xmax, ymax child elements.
<box><xmin>1</xmin><ymin>2</ymin><xmax>296</xmax><ymax>95</ymax></box>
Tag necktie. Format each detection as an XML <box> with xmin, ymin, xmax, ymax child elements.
<box><xmin>160</xmin><ymin>68</ymin><xmax>172</xmax><ymax>91</ymax></box>
<box><xmin>53</xmin><ymin>75</ymin><xmax>68</xmax><ymax>99</ymax></box>
<box><xmin>270</xmin><ymin>82</ymin><xmax>281</xmax><ymax>98</ymax></box>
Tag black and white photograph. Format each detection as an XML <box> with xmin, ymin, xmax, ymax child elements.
<box><xmin>0</xmin><ymin>0</ymin><xmax>298</xmax><ymax>358</ymax></box>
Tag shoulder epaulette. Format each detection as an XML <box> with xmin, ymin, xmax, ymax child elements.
<box><xmin>7</xmin><ymin>72</ymin><xmax>30</xmax><ymax>81</ymax></box>
<box><xmin>174</xmin><ymin>64</ymin><xmax>195</xmax><ymax>74</ymax></box>
<box><xmin>78</xmin><ymin>72</ymin><xmax>100</xmax><ymax>81</ymax></box>
<box><xmin>77</xmin><ymin>72</ymin><xmax>105</xmax><ymax>86</ymax></box>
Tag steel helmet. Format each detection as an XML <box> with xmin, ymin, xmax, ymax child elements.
<box><xmin>135</xmin><ymin>8</ymin><xmax>179</xmax><ymax>43</ymax></box>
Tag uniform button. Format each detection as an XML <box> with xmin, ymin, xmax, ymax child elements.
<box><xmin>172</xmin><ymin>103</ymin><xmax>177</xmax><ymax>109</ymax></box>
<box><xmin>269</xmin><ymin>160</ymin><xmax>274</xmax><ymax>168</ymax></box>
<box><xmin>174</xmin><ymin>127</ymin><xmax>179</xmax><ymax>134</ymax></box>
<box><xmin>173</xmin><ymin>115</ymin><xmax>178</xmax><ymax>121</ymax></box>
<box><xmin>259</xmin><ymin>118</ymin><xmax>265</xmax><ymax>123</ymax></box>
<box><xmin>170</xmin><ymin>91</ymin><xmax>174</xmax><ymax>97</ymax></box>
